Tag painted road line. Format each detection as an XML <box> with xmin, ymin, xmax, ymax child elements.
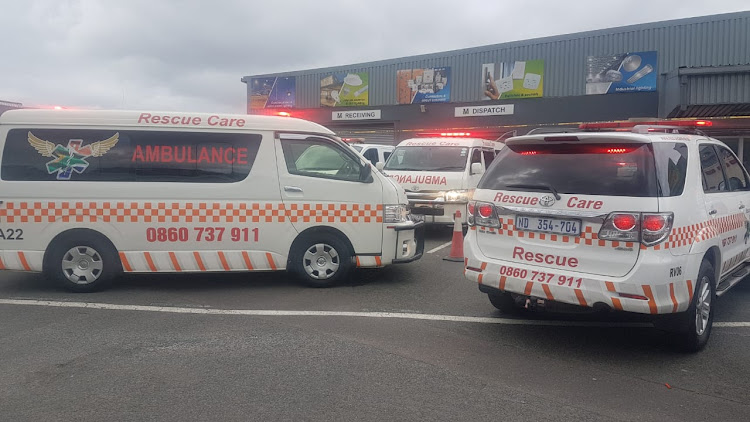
<box><xmin>1</xmin><ymin>299</ymin><xmax>747</xmax><ymax>328</ymax></box>
<box><xmin>426</xmin><ymin>241</ymin><xmax>452</xmax><ymax>254</ymax></box>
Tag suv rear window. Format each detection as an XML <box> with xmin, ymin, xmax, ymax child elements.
<box><xmin>480</xmin><ymin>142</ymin><xmax>661</xmax><ymax>197</ymax></box>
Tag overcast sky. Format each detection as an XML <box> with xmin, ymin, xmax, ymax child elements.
<box><xmin>1</xmin><ymin>0</ymin><xmax>748</xmax><ymax>113</ymax></box>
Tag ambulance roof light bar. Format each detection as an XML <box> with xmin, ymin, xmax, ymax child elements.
<box><xmin>631</xmin><ymin>125</ymin><xmax>708</xmax><ymax>136</ymax></box>
<box><xmin>579</xmin><ymin>119</ymin><xmax>712</xmax><ymax>130</ymax></box>
<box><xmin>440</xmin><ymin>132</ymin><xmax>472</xmax><ymax>137</ymax></box>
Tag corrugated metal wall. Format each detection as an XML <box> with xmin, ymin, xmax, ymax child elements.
<box><xmin>246</xmin><ymin>12</ymin><xmax>750</xmax><ymax>108</ymax></box>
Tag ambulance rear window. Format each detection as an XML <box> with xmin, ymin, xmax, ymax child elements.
<box><xmin>480</xmin><ymin>142</ymin><xmax>659</xmax><ymax>197</ymax></box>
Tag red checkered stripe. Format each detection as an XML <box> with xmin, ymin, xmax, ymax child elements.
<box><xmin>480</xmin><ymin>218</ymin><xmax>635</xmax><ymax>249</ymax></box>
<box><xmin>0</xmin><ymin>201</ymin><xmax>383</xmax><ymax>224</ymax></box>
<box><xmin>664</xmin><ymin>213</ymin><xmax>745</xmax><ymax>250</ymax></box>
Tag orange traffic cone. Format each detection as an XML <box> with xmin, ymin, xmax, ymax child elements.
<box><xmin>443</xmin><ymin>210</ymin><xmax>464</xmax><ymax>262</ymax></box>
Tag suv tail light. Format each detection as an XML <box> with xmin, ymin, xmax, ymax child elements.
<box><xmin>641</xmin><ymin>213</ymin><xmax>673</xmax><ymax>246</ymax></box>
<box><xmin>599</xmin><ymin>213</ymin><xmax>640</xmax><ymax>242</ymax></box>
<box><xmin>598</xmin><ymin>212</ymin><xmax>674</xmax><ymax>246</ymax></box>
<box><xmin>467</xmin><ymin>201</ymin><xmax>499</xmax><ymax>228</ymax></box>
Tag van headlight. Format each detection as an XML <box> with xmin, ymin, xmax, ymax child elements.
<box><xmin>444</xmin><ymin>190</ymin><xmax>472</xmax><ymax>203</ymax></box>
<box><xmin>384</xmin><ymin>204</ymin><xmax>410</xmax><ymax>223</ymax></box>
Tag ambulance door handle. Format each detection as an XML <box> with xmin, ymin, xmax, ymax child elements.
<box><xmin>709</xmin><ymin>209</ymin><xmax>717</xmax><ymax>215</ymax></box>
<box><xmin>284</xmin><ymin>186</ymin><xmax>303</xmax><ymax>193</ymax></box>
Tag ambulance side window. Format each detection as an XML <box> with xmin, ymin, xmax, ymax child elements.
<box><xmin>0</xmin><ymin>128</ymin><xmax>261</xmax><ymax>183</ymax></box>
<box><xmin>281</xmin><ymin>139</ymin><xmax>362</xmax><ymax>182</ymax></box>
<box><xmin>482</xmin><ymin>150</ymin><xmax>495</xmax><ymax>167</ymax></box>
<box><xmin>470</xmin><ymin>149</ymin><xmax>482</xmax><ymax>164</ymax></box>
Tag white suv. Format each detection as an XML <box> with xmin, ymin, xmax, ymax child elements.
<box><xmin>464</xmin><ymin>125</ymin><xmax>750</xmax><ymax>351</ymax></box>
<box><xmin>350</xmin><ymin>143</ymin><xmax>394</xmax><ymax>166</ymax></box>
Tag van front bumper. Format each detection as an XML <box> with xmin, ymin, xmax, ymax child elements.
<box><xmin>391</xmin><ymin>221</ymin><xmax>425</xmax><ymax>263</ymax></box>
<box><xmin>409</xmin><ymin>202</ymin><xmax>466</xmax><ymax>225</ymax></box>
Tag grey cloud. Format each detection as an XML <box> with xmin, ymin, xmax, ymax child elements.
<box><xmin>1</xmin><ymin>0</ymin><xmax>748</xmax><ymax>113</ymax></box>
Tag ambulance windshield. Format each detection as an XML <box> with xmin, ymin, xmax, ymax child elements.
<box><xmin>384</xmin><ymin>146</ymin><xmax>468</xmax><ymax>172</ymax></box>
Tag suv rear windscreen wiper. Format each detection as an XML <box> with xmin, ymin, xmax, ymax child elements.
<box><xmin>504</xmin><ymin>183</ymin><xmax>561</xmax><ymax>200</ymax></box>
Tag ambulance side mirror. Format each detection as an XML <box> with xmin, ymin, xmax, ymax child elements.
<box><xmin>360</xmin><ymin>163</ymin><xmax>374</xmax><ymax>183</ymax></box>
<box><xmin>471</xmin><ymin>162</ymin><xmax>484</xmax><ymax>175</ymax></box>
<box><xmin>376</xmin><ymin>162</ymin><xmax>385</xmax><ymax>171</ymax></box>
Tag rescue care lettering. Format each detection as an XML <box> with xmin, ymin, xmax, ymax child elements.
<box><xmin>138</xmin><ymin>113</ymin><xmax>246</xmax><ymax>127</ymax></box>
<box><xmin>494</xmin><ymin>193</ymin><xmax>539</xmax><ymax>205</ymax></box>
<box><xmin>391</xmin><ymin>175</ymin><xmax>447</xmax><ymax>185</ymax></box>
<box><xmin>512</xmin><ymin>246</ymin><xmax>579</xmax><ymax>268</ymax></box>
<box><xmin>132</xmin><ymin>145</ymin><xmax>249</xmax><ymax>164</ymax></box>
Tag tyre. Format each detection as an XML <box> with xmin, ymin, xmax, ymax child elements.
<box><xmin>289</xmin><ymin>233</ymin><xmax>353</xmax><ymax>288</ymax></box>
<box><xmin>487</xmin><ymin>291</ymin><xmax>519</xmax><ymax>314</ymax></box>
<box><xmin>44</xmin><ymin>232</ymin><xmax>121</xmax><ymax>292</ymax></box>
<box><xmin>656</xmin><ymin>260</ymin><xmax>715</xmax><ymax>352</ymax></box>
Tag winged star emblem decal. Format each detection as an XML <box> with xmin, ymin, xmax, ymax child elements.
<box><xmin>27</xmin><ymin>131</ymin><xmax>119</xmax><ymax>180</ymax></box>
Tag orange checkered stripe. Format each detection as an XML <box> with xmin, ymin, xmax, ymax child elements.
<box><xmin>466</xmin><ymin>258</ymin><xmax>695</xmax><ymax>315</ymax></box>
<box><xmin>477</xmin><ymin>218</ymin><xmax>636</xmax><ymax>249</ymax></box>
<box><xmin>355</xmin><ymin>256</ymin><xmax>383</xmax><ymax>268</ymax></box>
<box><xmin>660</xmin><ymin>213</ymin><xmax>745</xmax><ymax>250</ymax></box>
<box><xmin>0</xmin><ymin>201</ymin><xmax>383</xmax><ymax>224</ymax></box>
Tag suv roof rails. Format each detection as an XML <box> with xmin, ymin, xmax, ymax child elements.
<box><xmin>525</xmin><ymin>127</ymin><xmax>581</xmax><ymax>135</ymax></box>
<box><xmin>630</xmin><ymin>125</ymin><xmax>707</xmax><ymax>136</ymax></box>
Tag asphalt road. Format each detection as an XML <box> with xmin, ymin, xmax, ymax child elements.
<box><xmin>1</xmin><ymin>227</ymin><xmax>749</xmax><ymax>421</ymax></box>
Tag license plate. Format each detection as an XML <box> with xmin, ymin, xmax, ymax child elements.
<box><xmin>514</xmin><ymin>215</ymin><xmax>581</xmax><ymax>236</ymax></box>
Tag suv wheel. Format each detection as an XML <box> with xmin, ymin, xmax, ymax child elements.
<box><xmin>656</xmin><ymin>260</ymin><xmax>715</xmax><ymax>352</ymax></box>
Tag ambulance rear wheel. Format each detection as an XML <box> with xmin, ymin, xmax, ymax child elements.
<box><xmin>44</xmin><ymin>231</ymin><xmax>120</xmax><ymax>293</ymax></box>
<box><xmin>290</xmin><ymin>233</ymin><xmax>353</xmax><ymax>288</ymax></box>
<box><xmin>488</xmin><ymin>291</ymin><xmax>519</xmax><ymax>315</ymax></box>
<box><xmin>657</xmin><ymin>260</ymin><xmax>715</xmax><ymax>352</ymax></box>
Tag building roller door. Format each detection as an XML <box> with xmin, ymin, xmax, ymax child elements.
<box><xmin>328</xmin><ymin>123</ymin><xmax>396</xmax><ymax>146</ymax></box>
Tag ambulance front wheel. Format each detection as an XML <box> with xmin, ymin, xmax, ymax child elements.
<box><xmin>289</xmin><ymin>232</ymin><xmax>353</xmax><ymax>288</ymax></box>
<box><xmin>44</xmin><ymin>230</ymin><xmax>121</xmax><ymax>293</ymax></box>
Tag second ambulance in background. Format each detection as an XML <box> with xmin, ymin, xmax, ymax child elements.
<box><xmin>379</xmin><ymin>133</ymin><xmax>503</xmax><ymax>225</ymax></box>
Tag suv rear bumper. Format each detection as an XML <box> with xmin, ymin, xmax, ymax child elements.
<box><xmin>464</xmin><ymin>235</ymin><xmax>697</xmax><ymax>315</ymax></box>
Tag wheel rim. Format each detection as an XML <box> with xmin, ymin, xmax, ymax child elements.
<box><xmin>695</xmin><ymin>275</ymin><xmax>712</xmax><ymax>336</ymax></box>
<box><xmin>61</xmin><ymin>246</ymin><xmax>104</xmax><ymax>285</ymax></box>
<box><xmin>302</xmin><ymin>243</ymin><xmax>340</xmax><ymax>280</ymax></box>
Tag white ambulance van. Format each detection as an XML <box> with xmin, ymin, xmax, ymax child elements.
<box><xmin>379</xmin><ymin>133</ymin><xmax>502</xmax><ymax>225</ymax></box>
<box><xmin>0</xmin><ymin>109</ymin><xmax>423</xmax><ymax>292</ymax></box>
<box><xmin>465</xmin><ymin>123</ymin><xmax>750</xmax><ymax>351</ymax></box>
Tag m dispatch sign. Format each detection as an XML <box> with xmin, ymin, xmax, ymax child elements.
<box><xmin>455</xmin><ymin>105</ymin><xmax>514</xmax><ymax>117</ymax></box>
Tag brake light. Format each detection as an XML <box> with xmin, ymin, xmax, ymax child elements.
<box><xmin>440</xmin><ymin>132</ymin><xmax>471</xmax><ymax>137</ymax></box>
<box><xmin>277</xmin><ymin>112</ymin><xmax>291</xmax><ymax>117</ymax></box>
<box><xmin>599</xmin><ymin>213</ymin><xmax>640</xmax><ymax>242</ymax></box>
<box><xmin>470</xmin><ymin>201</ymin><xmax>499</xmax><ymax>228</ymax></box>
<box><xmin>694</xmin><ymin>120</ymin><xmax>712</xmax><ymax>127</ymax></box>
<box><xmin>607</xmin><ymin>148</ymin><xmax>627</xmax><ymax>154</ymax></box>
<box><xmin>642</xmin><ymin>214</ymin><xmax>666</xmax><ymax>232</ymax></box>
<box><xmin>520</xmin><ymin>151</ymin><xmax>537</xmax><ymax>155</ymax></box>
<box><xmin>478</xmin><ymin>204</ymin><xmax>493</xmax><ymax>218</ymax></box>
<box><xmin>599</xmin><ymin>212</ymin><xmax>674</xmax><ymax>245</ymax></box>
<box><xmin>612</xmin><ymin>214</ymin><xmax>637</xmax><ymax>231</ymax></box>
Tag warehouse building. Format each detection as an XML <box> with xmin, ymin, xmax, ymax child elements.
<box><xmin>242</xmin><ymin>11</ymin><xmax>750</xmax><ymax>158</ymax></box>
